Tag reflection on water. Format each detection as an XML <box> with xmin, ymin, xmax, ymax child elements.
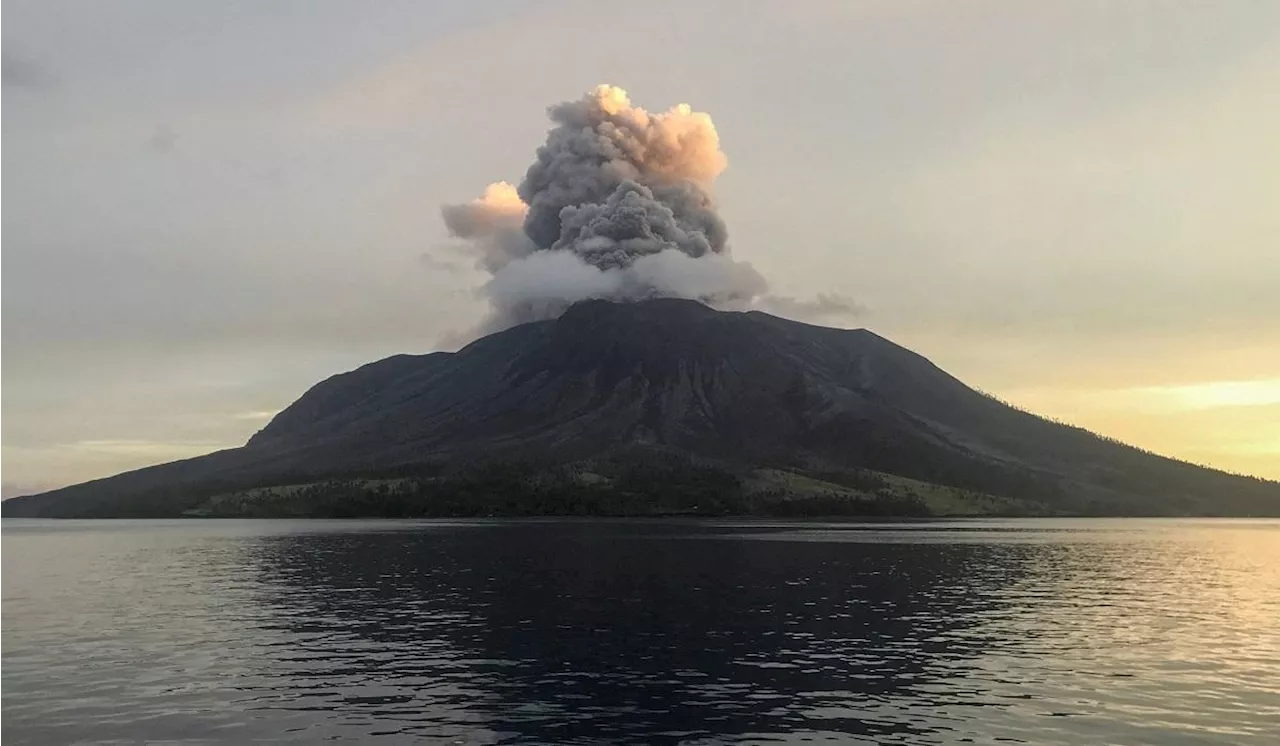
<box><xmin>3</xmin><ymin>519</ymin><xmax>1279</xmax><ymax>744</ymax></box>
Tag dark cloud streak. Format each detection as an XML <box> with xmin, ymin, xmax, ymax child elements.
<box><xmin>2</xmin><ymin>51</ymin><xmax>57</xmax><ymax>90</ymax></box>
<box><xmin>756</xmin><ymin>293</ymin><xmax>868</xmax><ymax>323</ymax></box>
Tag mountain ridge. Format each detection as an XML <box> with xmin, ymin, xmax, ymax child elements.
<box><xmin>6</xmin><ymin>299</ymin><xmax>1278</xmax><ymax>518</ymax></box>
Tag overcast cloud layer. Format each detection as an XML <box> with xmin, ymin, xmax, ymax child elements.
<box><xmin>3</xmin><ymin>0</ymin><xmax>1279</xmax><ymax>492</ymax></box>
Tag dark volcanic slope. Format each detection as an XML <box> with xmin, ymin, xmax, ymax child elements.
<box><xmin>7</xmin><ymin>299</ymin><xmax>1278</xmax><ymax>517</ymax></box>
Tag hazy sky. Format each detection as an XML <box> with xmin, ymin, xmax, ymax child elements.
<box><xmin>4</xmin><ymin>0</ymin><xmax>1279</xmax><ymax>493</ymax></box>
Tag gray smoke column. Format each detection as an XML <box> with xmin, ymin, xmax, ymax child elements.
<box><xmin>442</xmin><ymin>85</ymin><xmax>767</xmax><ymax>334</ymax></box>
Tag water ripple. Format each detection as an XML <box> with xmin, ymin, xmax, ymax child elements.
<box><xmin>3</xmin><ymin>518</ymin><xmax>1278</xmax><ymax>744</ymax></box>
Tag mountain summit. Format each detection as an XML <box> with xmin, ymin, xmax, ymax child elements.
<box><xmin>7</xmin><ymin>299</ymin><xmax>1278</xmax><ymax>517</ymax></box>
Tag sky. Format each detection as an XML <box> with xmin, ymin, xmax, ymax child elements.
<box><xmin>3</xmin><ymin>0</ymin><xmax>1278</xmax><ymax>494</ymax></box>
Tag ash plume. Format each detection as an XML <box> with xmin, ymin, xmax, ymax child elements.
<box><xmin>441</xmin><ymin>85</ymin><xmax>856</xmax><ymax>339</ymax></box>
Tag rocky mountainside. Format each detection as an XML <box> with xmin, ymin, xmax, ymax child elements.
<box><xmin>6</xmin><ymin>299</ymin><xmax>1278</xmax><ymax>517</ymax></box>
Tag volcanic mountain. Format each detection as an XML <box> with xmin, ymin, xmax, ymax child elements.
<box><xmin>6</xmin><ymin>299</ymin><xmax>1278</xmax><ymax>518</ymax></box>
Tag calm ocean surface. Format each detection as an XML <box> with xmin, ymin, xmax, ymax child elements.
<box><xmin>3</xmin><ymin>518</ymin><xmax>1278</xmax><ymax>744</ymax></box>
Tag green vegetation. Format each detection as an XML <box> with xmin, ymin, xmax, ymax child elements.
<box><xmin>746</xmin><ymin>468</ymin><xmax>1054</xmax><ymax>517</ymax></box>
<box><xmin>185</xmin><ymin>455</ymin><xmax>744</xmax><ymax>518</ymax></box>
<box><xmin>172</xmin><ymin>453</ymin><xmax>1052</xmax><ymax>519</ymax></box>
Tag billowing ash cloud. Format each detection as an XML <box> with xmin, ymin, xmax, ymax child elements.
<box><xmin>440</xmin><ymin>182</ymin><xmax>534</xmax><ymax>273</ymax></box>
<box><xmin>441</xmin><ymin>85</ymin><xmax>857</xmax><ymax>339</ymax></box>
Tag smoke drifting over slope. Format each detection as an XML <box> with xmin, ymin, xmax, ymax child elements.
<box><xmin>441</xmin><ymin>85</ymin><xmax>849</xmax><ymax>336</ymax></box>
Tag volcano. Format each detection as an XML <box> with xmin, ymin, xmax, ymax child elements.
<box><xmin>6</xmin><ymin>299</ymin><xmax>1278</xmax><ymax>518</ymax></box>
